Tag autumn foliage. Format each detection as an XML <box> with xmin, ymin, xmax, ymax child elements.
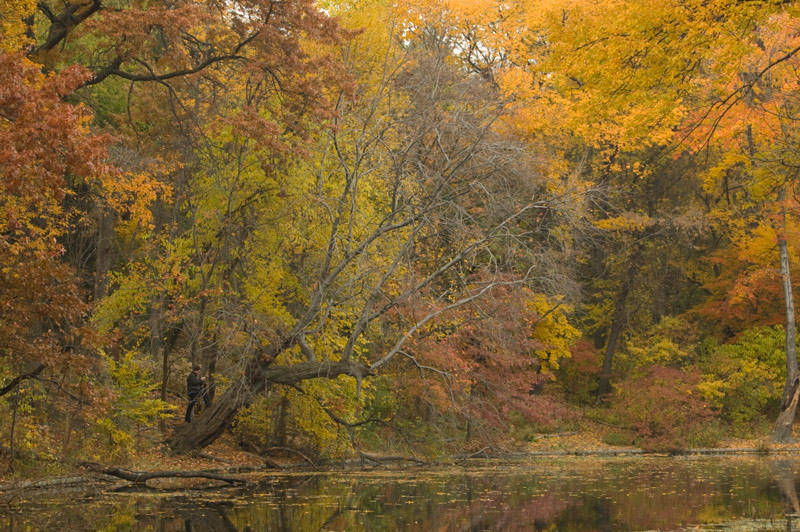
<box><xmin>395</xmin><ymin>286</ymin><xmax>577</xmax><ymax>441</ymax></box>
<box><xmin>0</xmin><ymin>50</ymin><xmax>109</xmax><ymax>389</ymax></box>
<box><xmin>610</xmin><ymin>366</ymin><xmax>716</xmax><ymax>451</ymax></box>
<box><xmin>7</xmin><ymin>0</ymin><xmax>800</xmax><ymax>470</ymax></box>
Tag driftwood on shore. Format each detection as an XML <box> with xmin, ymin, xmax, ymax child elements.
<box><xmin>78</xmin><ymin>461</ymin><xmax>247</xmax><ymax>487</ymax></box>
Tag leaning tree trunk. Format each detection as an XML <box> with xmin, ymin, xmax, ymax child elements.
<box><xmin>772</xmin><ymin>191</ymin><xmax>799</xmax><ymax>443</ymax></box>
<box><xmin>168</xmin><ymin>358</ymin><xmax>371</xmax><ymax>453</ymax></box>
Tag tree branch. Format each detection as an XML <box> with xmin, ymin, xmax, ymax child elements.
<box><xmin>0</xmin><ymin>364</ymin><xmax>45</xmax><ymax>397</ymax></box>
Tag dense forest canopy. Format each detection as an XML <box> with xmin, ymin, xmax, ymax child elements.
<box><xmin>4</xmin><ymin>0</ymin><xmax>800</xmax><ymax>464</ymax></box>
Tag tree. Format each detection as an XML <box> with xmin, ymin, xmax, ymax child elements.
<box><xmin>166</xmin><ymin>11</ymin><xmax>583</xmax><ymax>452</ymax></box>
<box><xmin>0</xmin><ymin>50</ymin><xmax>109</xmax><ymax>397</ymax></box>
<box><xmin>442</xmin><ymin>0</ymin><xmax>800</xmax><ymax>438</ymax></box>
<box><xmin>397</xmin><ymin>285</ymin><xmax>578</xmax><ymax>444</ymax></box>
<box><xmin>0</xmin><ymin>48</ymin><xmax>121</xmax><ymax>461</ymax></box>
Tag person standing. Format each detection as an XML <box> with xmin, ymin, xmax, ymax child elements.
<box><xmin>185</xmin><ymin>365</ymin><xmax>206</xmax><ymax>422</ymax></box>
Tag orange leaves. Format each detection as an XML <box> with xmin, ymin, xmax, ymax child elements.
<box><xmin>692</xmin><ymin>214</ymin><xmax>800</xmax><ymax>334</ymax></box>
<box><xmin>100</xmin><ymin>171</ymin><xmax>170</xmax><ymax>229</ymax></box>
<box><xmin>0</xmin><ymin>48</ymin><xmax>108</xmax><ymax>380</ymax></box>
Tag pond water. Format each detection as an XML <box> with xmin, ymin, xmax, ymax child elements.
<box><xmin>4</xmin><ymin>456</ymin><xmax>800</xmax><ymax>531</ymax></box>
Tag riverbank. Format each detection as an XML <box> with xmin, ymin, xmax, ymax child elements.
<box><xmin>524</xmin><ymin>420</ymin><xmax>800</xmax><ymax>456</ymax></box>
<box><xmin>5</xmin><ymin>451</ymin><xmax>798</xmax><ymax>532</ymax></box>
<box><xmin>6</xmin><ymin>427</ymin><xmax>800</xmax><ymax>495</ymax></box>
<box><xmin>5</xmin><ymin>408</ymin><xmax>800</xmax><ymax>492</ymax></box>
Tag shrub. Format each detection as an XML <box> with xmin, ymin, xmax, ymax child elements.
<box><xmin>558</xmin><ymin>339</ymin><xmax>601</xmax><ymax>405</ymax></box>
<box><xmin>92</xmin><ymin>351</ymin><xmax>171</xmax><ymax>461</ymax></box>
<box><xmin>610</xmin><ymin>366</ymin><xmax>716</xmax><ymax>451</ymax></box>
<box><xmin>697</xmin><ymin>326</ymin><xmax>785</xmax><ymax>430</ymax></box>
<box><xmin>602</xmin><ymin>431</ymin><xmax>634</xmax><ymax>446</ymax></box>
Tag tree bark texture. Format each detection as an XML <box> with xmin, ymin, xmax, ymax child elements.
<box><xmin>772</xmin><ymin>375</ymin><xmax>800</xmax><ymax>443</ymax></box>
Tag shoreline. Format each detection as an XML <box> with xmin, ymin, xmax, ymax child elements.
<box><xmin>5</xmin><ymin>445</ymin><xmax>800</xmax><ymax>496</ymax></box>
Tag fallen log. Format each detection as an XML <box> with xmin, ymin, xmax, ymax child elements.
<box><xmin>358</xmin><ymin>451</ymin><xmax>427</xmax><ymax>465</ymax></box>
<box><xmin>79</xmin><ymin>461</ymin><xmax>246</xmax><ymax>487</ymax></box>
<box><xmin>0</xmin><ymin>475</ymin><xmax>113</xmax><ymax>493</ymax></box>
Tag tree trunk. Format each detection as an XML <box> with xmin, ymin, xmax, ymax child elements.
<box><xmin>168</xmin><ymin>359</ymin><xmax>371</xmax><ymax>453</ymax></box>
<box><xmin>274</xmin><ymin>395</ymin><xmax>289</xmax><ymax>446</ymax></box>
<box><xmin>159</xmin><ymin>338</ymin><xmax>170</xmax><ymax>434</ymax></box>
<box><xmin>94</xmin><ymin>204</ymin><xmax>115</xmax><ymax>301</ymax></box>
<box><xmin>190</xmin><ymin>296</ymin><xmax>207</xmax><ymax>368</ymax></box>
<box><xmin>772</xmin><ymin>353</ymin><xmax>800</xmax><ymax>444</ymax></box>
<box><xmin>772</xmin><ymin>190</ymin><xmax>799</xmax><ymax>443</ymax></box>
<box><xmin>597</xmin><ymin>261</ymin><xmax>636</xmax><ymax>397</ymax></box>
<box><xmin>9</xmin><ymin>390</ymin><xmax>19</xmax><ymax>466</ymax></box>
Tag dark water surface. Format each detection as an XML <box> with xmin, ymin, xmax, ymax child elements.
<box><xmin>5</xmin><ymin>456</ymin><xmax>800</xmax><ymax>531</ymax></box>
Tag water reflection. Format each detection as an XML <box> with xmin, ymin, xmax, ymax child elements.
<box><xmin>4</xmin><ymin>456</ymin><xmax>800</xmax><ymax>531</ymax></box>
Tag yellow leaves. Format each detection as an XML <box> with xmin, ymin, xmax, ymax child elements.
<box><xmin>0</xmin><ymin>0</ymin><xmax>35</xmax><ymax>51</ymax></box>
<box><xmin>331</xmin><ymin>0</ymin><xmax>407</xmax><ymax>91</ymax></box>
<box><xmin>441</xmin><ymin>0</ymin><xmax>497</xmax><ymax>20</ymax></box>
<box><xmin>527</xmin><ymin>294</ymin><xmax>579</xmax><ymax>372</ymax></box>
<box><xmin>623</xmin><ymin>316</ymin><xmax>696</xmax><ymax>369</ymax></box>
<box><xmin>732</xmin><ymin>218</ymin><xmax>782</xmax><ymax>265</ymax></box>
<box><xmin>234</xmin><ymin>376</ymin><xmax>372</xmax><ymax>459</ymax></box>
<box><xmin>702</xmin><ymin>151</ymin><xmax>749</xmax><ymax>195</ymax></box>
<box><xmin>698</xmin><ymin>326</ymin><xmax>785</xmax><ymax>425</ymax></box>
<box><xmin>92</xmin><ymin>267</ymin><xmax>152</xmax><ymax>335</ymax></box>
<box><xmin>627</xmin><ymin>338</ymin><xmax>685</xmax><ymax>367</ymax></box>
<box><xmin>593</xmin><ymin>212</ymin><xmax>654</xmax><ymax>233</ymax></box>
<box><xmin>244</xmin><ymin>259</ymin><xmax>295</xmax><ymax>327</ymax></box>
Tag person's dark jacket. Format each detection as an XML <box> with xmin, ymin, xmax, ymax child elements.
<box><xmin>187</xmin><ymin>372</ymin><xmax>204</xmax><ymax>397</ymax></box>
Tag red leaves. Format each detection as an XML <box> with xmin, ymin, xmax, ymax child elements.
<box><xmin>0</xmin><ymin>52</ymin><xmax>107</xmax><ymax>202</ymax></box>
<box><xmin>0</xmin><ymin>49</ymin><xmax>108</xmax><ymax>378</ymax></box>
<box><xmin>611</xmin><ymin>366</ymin><xmax>715</xmax><ymax>451</ymax></box>
<box><xmin>399</xmin><ymin>284</ymin><xmax>569</xmax><ymax>433</ymax></box>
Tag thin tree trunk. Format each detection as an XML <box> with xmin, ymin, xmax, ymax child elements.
<box><xmin>159</xmin><ymin>341</ymin><xmax>170</xmax><ymax>434</ymax></box>
<box><xmin>202</xmin><ymin>332</ymin><xmax>218</xmax><ymax>402</ymax></box>
<box><xmin>274</xmin><ymin>395</ymin><xmax>289</xmax><ymax>446</ymax></box>
<box><xmin>158</xmin><ymin>323</ymin><xmax>181</xmax><ymax>433</ymax></box>
<box><xmin>190</xmin><ymin>297</ymin><xmax>207</xmax><ymax>368</ymax></box>
<box><xmin>597</xmin><ymin>262</ymin><xmax>636</xmax><ymax>397</ymax></box>
<box><xmin>772</xmin><ymin>189</ymin><xmax>799</xmax><ymax>443</ymax></box>
<box><xmin>62</xmin><ymin>376</ymin><xmax>85</xmax><ymax>458</ymax></box>
<box><xmin>94</xmin><ymin>204</ymin><xmax>114</xmax><ymax>301</ymax></box>
<box><xmin>9</xmin><ymin>390</ymin><xmax>19</xmax><ymax>467</ymax></box>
